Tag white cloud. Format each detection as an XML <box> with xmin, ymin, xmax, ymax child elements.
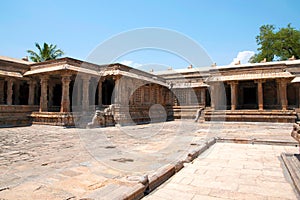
<box><xmin>119</xmin><ymin>60</ymin><xmax>143</xmax><ymax>68</ymax></box>
<box><xmin>230</xmin><ymin>51</ymin><xmax>255</xmax><ymax>65</ymax></box>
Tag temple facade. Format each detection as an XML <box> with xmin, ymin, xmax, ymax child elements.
<box><xmin>1</xmin><ymin>55</ymin><xmax>300</xmax><ymax>127</ymax></box>
<box><xmin>157</xmin><ymin>59</ymin><xmax>300</xmax><ymax>122</ymax></box>
<box><xmin>0</xmin><ymin>56</ymin><xmax>174</xmax><ymax>127</ymax></box>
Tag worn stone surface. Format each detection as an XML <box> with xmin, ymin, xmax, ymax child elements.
<box><xmin>0</xmin><ymin>121</ymin><xmax>298</xmax><ymax>199</ymax></box>
<box><xmin>144</xmin><ymin>143</ymin><xmax>299</xmax><ymax>200</ymax></box>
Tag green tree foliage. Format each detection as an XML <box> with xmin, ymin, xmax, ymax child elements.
<box><xmin>249</xmin><ymin>24</ymin><xmax>300</xmax><ymax>63</ymax></box>
<box><xmin>27</xmin><ymin>42</ymin><xmax>64</xmax><ymax>62</ymax></box>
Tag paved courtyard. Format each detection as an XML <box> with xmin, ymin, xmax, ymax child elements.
<box><xmin>0</xmin><ymin>120</ymin><xmax>298</xmax><ymax>199</ymax></box>
<box><xmin>144</xmin><ymin>143</ymin><xmax>299</xmax><ymax>200</ymax></box>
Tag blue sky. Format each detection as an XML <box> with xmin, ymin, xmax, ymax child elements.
<box><xmin>1</xmin><ymin>0</ymin><xmax>300</xmax><ymax>69</ymax></box>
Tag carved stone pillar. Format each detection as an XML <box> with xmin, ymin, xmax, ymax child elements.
<box><xmin>276</xmin><ymin>82</ymin><xmax>281</xmax><ymax>107</ymax></box>
<box><xmin>278</xmin><ymin>79</ymin><xmax>288</xmax><ymax>110</ymax></box>
<box><xmin>60</xmin><ymin>75</ymin><xmax>71</xmax><ymax>112</ymax></box>
<box><xmin>82</xmin><ymin>76</ymin><xmax>90</xmax><ymax>112</ymax></box>
<box><xmin>298</xmin><ymin>86</ymin><xmax>300</xmax><ymax>108</ymax></box>
<box><xmin>186</xmin><ymin>88</ymin><xmax>191</xmax><ymax>105</ymax></box>
<box><xmin>0</xmin><ymin>79</ymin><xmax>4</xmax><ymax>104</ymax></box>
<box><xmin>229</xmin><ymin>81</ymin><xmax>238</xmax><ymax>110</ymax></box>
<box><xmin>14</xmin><ymin>82</ymin><xmax>20</xmax><ymax>105</ymax></box>
<box><xmin>210</xmin><ymin>84</ymin><xmax>216</xmax><ymax>110</ymax></box>
<box><xmin>256</xmin><ymin>80</ymin><xmax>264</xmax><ymax>111</ymax></box>
<box><xmin>39</xmin><ymin>76</ymin><xmax>48</xmax><ymax>112</ymax></box>
<box><xmin>28</xmin><ymin>80</ymin><xmax>36</xmax><ymax>105</ymax></box>
<box><xmin>113</xmin><ymin>75</ymin><xmax>121</xmax><ymax>104</ymax></box>
<box><xmin>157</xmin><ymin>85</ymin><xmax>161</xmax><ymax>104</ymax></box>
<box><xmin>75</xmin><ymin>79</ymin><xmax>81</xmax><ymax>106</ymax></box>
<box><xmin>98</xmin><ymin>80</ymin><xmax>102</xmax><ymax>106</ymax></box>
<box><xmin>48</xmin><ymin>82</ymin><xmax>54</xmax><ymax>108</ymax></box>
<box><xmin>200</xmin><ymin>88</ymin><xmax>206</xmax><ymax>106</ymax></box>
<box><xmin>6</xmin><ymin>78</ymin><xmax>14</xmax><ymax>105</ymax></box>
<box><xmin>140</xmin><ymin>82</ymin><xmax>145</xmax><ymax>104</ymax></box>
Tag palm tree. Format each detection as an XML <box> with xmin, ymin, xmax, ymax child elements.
<box><xmin>27</xmin><ymin>42</ymin><xmax>65</xmax><ymax>62</ymax></box>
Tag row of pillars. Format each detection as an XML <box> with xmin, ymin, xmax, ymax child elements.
<box><xmin>0</xmin><ymin>78</ymin><xmax>26</xmax><ymax>105</ymax></box>
<box><xmin>40</xmin><ymin>75</ymin><xmax>122</xmax><ymax>113</ymax></box>
<box><xmin>39</xmin><ymin>74</ymin><xmax>72</xmax><ymax>112</ymax></box>
<box><xmin>211</xmin><ymin>79</ymin><xmax>289</xmax><ymax>111</ymax></box>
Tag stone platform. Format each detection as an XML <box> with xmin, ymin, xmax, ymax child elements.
<box><xmin>282</xmin><ymin>153</ymin><xmax>300</xmax><ymax>195</ymax></box>
<box><xmin>205</xmin><ymin>110</ymin><xmax>297</xmax><ymax>123</ymax></box>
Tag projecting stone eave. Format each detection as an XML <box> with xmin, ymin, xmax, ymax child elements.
<box><xmin>24</xmin><ymin>57</ymin><xmax>168</xmax><ymax>86</ymax></box>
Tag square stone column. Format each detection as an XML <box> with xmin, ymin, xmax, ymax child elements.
<box><xmin>82</xmin><ymin>75</ymin><xmax>90</xmax><ymax>112</ymax></box>
<box><xmin>48</xmin><ymin>82</ymin><xmax>54</xmax><ymax>108</ymax></box>
<box><xmin>14</xmin><ymin>82</ymin><xmax>20</xmax><ymax>105</ymax></box>
<box><xmin>209</xmin><ymin>84</ymin><xmax>216</xmax><ymax>110</ymax></box>
<box><xmin>28</xmin><ymin>80</ymin><xmax>36</xmax><ymax>105</ymax></box>
<box><xmin>39</xmin><ymin>76</ymin><xmax>49</xmax><ymax>112</ymax></box>
<box><xmin>255</xmin><ymin>79</ymin><xmax>265</xmax><ymax>111</ymax></box>
<box><xmin>113</xmin><ymin>75</ymin><xmax>121</xmax><ymax>104</ymax></box>
<box><xmin>277</xmin><ymin>79</ymin><xmax>288</xmax><ymax>110</ymax></box>
<box><xmin>229</xmin><ymin>81</ymin><xmax>238</xmax><ymax>110</ymax></box>
<box><xmin>0</xmin><ymin>79</ymin><xmax>5</xmax><ymax>104</ymax></box>
<box><xmin>298</xmin><ymin>86</ymin><xmax>300</xmax><ymax>108</ymax></box>
<box><xmin>6</xmin><ymin>78</ymin><xmax>14</xmax><ymax>105</ymax></box>
<box><xmin>200</xmin><ymin>88</ymin><xmax>206</xmax><ymax>106</ymax></box>
<box><xmin>98</xmin><ymin>80</ymin><xmax>102</xmax><ymax>106</ymax></box>
<box><xmin>60</xmin><ymin>74</ymin><xmax>71</xmax><ymax>112</ymax></box>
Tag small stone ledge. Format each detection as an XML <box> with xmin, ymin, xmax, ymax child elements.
<box><xmin>216</xmin><ymin>137</ymin><xmax>297</xmax><ymax>146</ymax></box>
<box><xmin>281</xmin><ymin>153</ymin><xmax>300</xmax><ymax>195</ymax></box>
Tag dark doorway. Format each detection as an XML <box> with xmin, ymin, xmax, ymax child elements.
<box><xmin>102</xmin><ymin>78</ymin><xmax>115</xmax><ymax>105</ymax></box>
<box><xmin>225</xmin><ymin>85</ymin><xmax>231</xmax><ymax>110</ymax></box>
<box><xmin>53</xmin><ymin>84</ymin><xmax>62</xmax><ymax>106</ymax></box>
<box><xmin>243</xmin><ymin>87</ymin><xmax>257</xmax><ymax>104</ymax></box>
<box><xmin>19</xmin><ymin>82</ymin><xmax>29</xmax><ymax>105</ymax></box>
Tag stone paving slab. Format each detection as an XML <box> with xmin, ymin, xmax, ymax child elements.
<box><xmin>144</xmin><ymin>143</ymin><xmax>299</xmax><ymax>200</ymax></box>
<box><xmin>0</xmin><ymin>121</ymin><xmax>297</xmax><ymax>199</ymax></box>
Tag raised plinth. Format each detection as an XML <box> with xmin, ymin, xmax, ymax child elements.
<box><xmin>0</xmin><ymin>105</ymin><xmax>39</xmax><ymax>127</ymax></box>
<box><xmin>172</xmin><ymin>105</ymin><xmax>202</xmax><ymax>119</ymax></box>
<box><xmin>31</xmin><ymin>112</ymin><xmax>74</xmax><ymax>126</ymax></box>
<box><xmin>205</xmin><ymin>110</ymin><xmax>297</xmax><ymax>123</ymax></box>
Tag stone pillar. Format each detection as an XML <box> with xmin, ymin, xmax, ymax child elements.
<box><xmin>39</xmin><ymin>76</ymin><xmax>48</xmax><ymax>112</ymax></box>
<box><xmin>277</xmin><ymin>82</ymin><xmax>281</xmax><ymax>107</ymax></box>
<box><xmin>98</xmin><ymin>80</ymin><xmax>102</xmax><ymax>106</ymax></box>
<box><xmin>28</xmin><ymin>80</ymin><xmax>36</xmax><ymax>105</ymax></box>
<box><xmin>14</xmin><ymin>82</ymin><xmax>20</xmax><ymax>105</ymax></box>
<box><xmin>82</xmin><ymin>76</ymin><xmax>90</xmax><ymax>112</ymax></box>
<box><xmin>140</xmin><ymin>82</ymin><xmax>145</xmax><ymax>104</ymax></box>
<box><xmin>48</xmin><ymin>82</ymin><xmax>54</xmax><ymax>108</ymax></box>
<box><xmin>298</xmin><ymin>86</ymin><xmax>300</xmax><ymax>108</ymax></box>
<box><xmin>256</xmin><ymin>80</ymin><xmax>264</xmax><ymax>111</ymax></box>
<box><xmin>229</xmin><ymin>81</ymin><xmax>238</xmax><ymax>110</ymax></box>
<box><xmin>113</xmin><ymin>75</ymin><xmax>121</xmax><ymax>104</ymax></box>
<box><xmin>75</xmin><ymin>79</ymin><xmax>81</xmax><ymax>106</ymax></box>
<box><xmin>278</xmin><ymin>79</ymin><xmax>288</xmax><ymax>110</ymax></box>
<box><xmin>157</xmin><ymin>85</ymin><xmax>161</xmax><ymax>104</ymax></box>
<box><xmin>186</xmin><ymin>89</ymin><xmax>191</xmax><ymax>105</ymax></box>
<box><xmin>6</xmin><ymin>78</ymin><xmax>14</xmax><ymax>105</ymax></box>
<box><xmin>149</xmin><ymin>84</ymin><xmax>153</xmax><ymax>104</ymax></box>
<box><xmin>0</xmin><ymin>79</ymin><xmax>4</xmax><ymax>104</ymax></box>
<box><xmin>200</xmin><ymin>88</ymin><xmax>206</xmax><ymax>106</ymax></box>
<box><xmin>210</xmin><ymin>84</ymin><xmax>216</xmax><ymax>110</ymax></box>
<box><xmin>60</xmin><ymin>74</ymin><xmax>71</xmax><ymax>112</ymax></box>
